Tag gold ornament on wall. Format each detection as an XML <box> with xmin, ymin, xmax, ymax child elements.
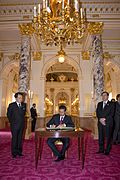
<box><xmin>58</xmin><ymin>73</ymin><xmax>67</xmax><ymax>82</ymax></box>
<box><xmin>103</xmin><ymin>52</ymin><xmax>111</xmax><ymax>59</ymax></box>
<box><xmin>8</xmin><ymin>53</ymin><xmax>20</xmax><ymax>61</ymax></box>
<box><xmin>82</xmin><ymin>51</ymin><xmax>90</xmax><ymax>60</ymax></box>
<box><xmin>32</xmin><ymin>51</ymin><xmax>42</xmax><ymax>61</ymax></box>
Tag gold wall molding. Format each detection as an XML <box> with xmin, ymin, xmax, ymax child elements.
<box><xmin>103</xmin><ymin>52</ymin><xmax>112</xmax><ymax>59</ymax></box>
<box><xmin>0</xmin><ymin>1</ymin><xmax>119</xmax><ymax>6</ymax></box>
<box><xmin>19</xmin><ymin>23</ymin><xmax>34</xmax><ymax>35</ymax></box>
<box><xmin>82</xmin><ymin>51</ymin><xmax>90</xmax><ymax>60</ymax></box>
<box><xmin>0</xmin><ymin>3</ymin><xmax>120</xmax><ymax>16</ymax></box>
<box><xmin>8</xmin><ymin>53</ymin><xmax>20</xmax><ymax>61</ymax></box>
<box><xmin>32</xmin><ymin>52</ymin><xmax>42</xmax><ymax>61</ymax></box>
<box><xmin>87</xmin><ymin>22</ymin><xmax>104</xmax><ymax>35</ymax></box>
<box><xmin>1</xmin><ymin>8</ymin><xmax>119</xmax><ymax>15</ymax></box>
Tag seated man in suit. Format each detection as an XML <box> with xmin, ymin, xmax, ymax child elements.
<box><xmin>47</xmin><ymin>105</ymin><xmax>74</xmax><ymax>162</ymax></box>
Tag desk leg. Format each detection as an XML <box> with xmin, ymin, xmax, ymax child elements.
<box><xmin>81</xmin><ymin>136</ymin><xmax>85</xmax><ymax>169</ymax></box>
<box><xmin>78</xmin><ymin>136</ymin><xmax>80</xmax><ymax>160</ymax></box>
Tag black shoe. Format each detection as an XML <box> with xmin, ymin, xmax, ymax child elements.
<box><xmin>61</xmin><ymin>155</ymin><xmax>65</xmax><ymax>160</ymax></box>
<box><xmin>96</xmin><ymin>151</ymin><xmax>104</xmax><ymax>154</ymax></box>
<box><xmin>12</xmin><ymin>155</ymin><xmax>17</xmax><ymax>158</ymax></box>
<box><xmin>17</xmin><ymin>153</ymin><xmax>24</xmax><ymax>157</ymax></box>
<box><xmin>104</xmin><ymin>151</ymin><xmax>110</xmax><ymax>155</ymax></box>
<box><xmin>54</xmin><ymin>155</ymin><xmax>65</xmax><ymax>162</ymax></box>
<box><xmin>54</xmin><ymin>157</ymin><xmax>62</xmax><ymax>162</ymax></box>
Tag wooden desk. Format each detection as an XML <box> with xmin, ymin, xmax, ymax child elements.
<box><xmin>35</xmin><ymin>128</ymin><xmax>85</xmax><ymax>169</ymax></box>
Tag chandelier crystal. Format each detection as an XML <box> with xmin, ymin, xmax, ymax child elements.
<box><xmin>33</xmin><ymin>0</ymin><xmax>87</xmax><ymax>47</ymax></box>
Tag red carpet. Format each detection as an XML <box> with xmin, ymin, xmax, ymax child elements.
<box><xmin>0</xmin><ymin>130</ymin><xmax>120</xmax><ymax>180</ymax></box>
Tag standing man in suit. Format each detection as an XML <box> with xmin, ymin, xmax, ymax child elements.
<box><xmin>96</xmin><ymin>91</ymin><xmax>115</xmax><ymax>155</ymax></box>
<box><xmin>7</xmin><ymin>92</ymin><xmax>26</xmax><ymax>158</ymax></box>
<box><xmin>47</xmin><ymin>105</ymin><xmax>74</xmax><ymax>162</ymax></box>
<box><xmin>30</xmin><ymin>103</ymin><xmax>37</xmax><ymax>132</ymax></box>
<box><xmin>113</xmin><ymin>94</ymin><xmax>120</xmax><ymax>144</ymax></box>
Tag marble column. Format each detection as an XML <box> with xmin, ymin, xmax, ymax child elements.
<box><xmin>88</xmin><ymin>22</ymin><xmax>104</xmax><ymax>139</ymax></box>
<box><xmin>92</xmin><ymin>35</ymin><xmax>104</xmax><ymax>104</ymax></box>
<box><xmin>18</xmin><ymin>24</ymin><xmax>34</xmax><ymax>139</ymax></box>
<box><xmin>88</xmin><ymin>22</ymin><xmax>104</xmax><ymax>105</ymax></box>
<box><xmin>18</xmin><ymin>35</ymin><xmax>31</xmax><ymax>93</ymax></box>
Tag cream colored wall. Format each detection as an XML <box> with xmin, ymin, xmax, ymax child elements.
<box><xmin>0</xmin><ymin>56</ymin><xmax>19</xmax><ymax>116</ymax></box>
<box><xmin>104</xmin><ymin>57</ymin><xmax>120</xmax><ymax>100</ymax></box>
<box><xmin>30</xmin><ymin>60</ymin><xmax>45</xmax><ymax>117</ymax></box>
<box><xmin>79</xmin><ymin>56</ymin><xmax>95</xmax><ymax>117</ymax></box>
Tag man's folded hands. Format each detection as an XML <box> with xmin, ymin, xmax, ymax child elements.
<box><xmin>99</xmin><ymin>118</ymin><xmax>106</xmax><ymax>126</ymax></box>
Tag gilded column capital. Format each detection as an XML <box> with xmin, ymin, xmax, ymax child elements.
<box><xmin>18</xmin><ymin>23</ymin><xmax>34</xmax><ymax>35</ymax></box>
<box><xmin>87</xmin><ymin>22</ymin><xmax>104</xmax><ymax>35</ymax></box>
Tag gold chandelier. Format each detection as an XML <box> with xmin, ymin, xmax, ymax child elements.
<box><xmin>33</xmin><ymin>0</ymin><xmax>87</xmax><ymax>47</ymax></box>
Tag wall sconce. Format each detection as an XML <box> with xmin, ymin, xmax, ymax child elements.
<box><xmin>45</xmin><ymin>97</ymin><xmax>53</xmax><ymax>105</ymax></box>
<box><xmin>72</xmin><ymin>97</ymin><xmax>79</xmax><ymax>105</ymax></box>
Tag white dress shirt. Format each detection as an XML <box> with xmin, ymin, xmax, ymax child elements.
<box><xmin>60</xmin><ymin>115</ymin><xmax>65</xmax><ymax>121</ymax></box>
<box><xmin>103</xmin><ymin>100</ymin><xmax>108</xmax><ymax>109</ymax></box>
<box><xmin>16</xmin><ymin>102</ymin><xmax>21</xmax><ymax>107</ymax></box>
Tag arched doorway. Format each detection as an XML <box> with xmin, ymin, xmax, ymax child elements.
<box><xmin>44</xmin><ymin>61</ymin><xmax>80</xmax><ymax>116</ymax></box>
<box><xmin>0</xmin><ymin>60</ymin><xmax>19</xmax><ymax>116</ymax></box>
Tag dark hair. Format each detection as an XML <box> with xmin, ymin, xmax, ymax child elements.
<box><xmin>33</xmin><ymin>103</ymin><xmax>36</xmax><ymax>106</ymax></box>
<box><xmin>101</xmin><ymin>91</ymin><xmax>109</xmax><ymax>96</ymax></box>
<box><xmin>116</xmin><ymin>94</ymin><xmax>120</xmax><ymax>100</ymax></box>
<box><xmin>59</xmin><ymin>105</ymin><xmax>67</xmax><ymax>111</ymax></box>
<box><xmin>14</xmin><ymin>92</ymin><xmax>23</xmax><ymax>98</ymax></box>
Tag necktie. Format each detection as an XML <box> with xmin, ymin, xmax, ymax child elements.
<box><xmin>18</xmin><ymin>103</ymin><xmax>21</xmax><ymax>108</ymax></box>
<box><xmin>60</xmin><ymin>116</ymin><xmax>64</xmax><ymax>125</ymax></box>
<box><xmin>103</xmin><ymin>102</ymin><xmax>106</xmax><ymax>109</ymax></box>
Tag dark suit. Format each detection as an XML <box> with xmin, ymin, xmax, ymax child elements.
<box><xmin>47</xmin><ymin>114</ymin><xmax>74</xmax><ymax>157</ymax></box>
<box><xmin>7</xmin><ymin>102</ymin><xmax>26</xmax><ymax>156</ymax></box>
<box><xmin>113</xmin><ymin>101</ymin><xmax>120</xmax><ymax>143</ymax></box>
<box><xmin>96</xmin><ymin>101</ymin><xmax>115</xmax><ymax>153</ymax></box>
<box><xmin>30</xmin><ymin>107</ymin><xmax>37</xmax><ymax>132</ymax></box>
